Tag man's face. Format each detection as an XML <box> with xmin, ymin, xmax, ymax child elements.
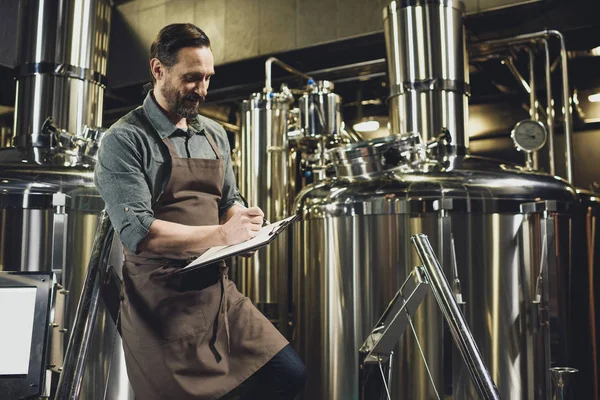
<box><xmin>158</xmin><ymin>46</ymin><xmax>215</xmax><ymax>118</ymax></box>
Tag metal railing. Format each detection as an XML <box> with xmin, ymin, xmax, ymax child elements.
<box><xmin>411</xmin><ymin>234</ymin><xmax>501</xmax><ymax>399</ymax></box>
<box><xmin>360</xmin><ymin>234</ymin><xmax>501</xmax><ymax>399</ymax></box>
<box><xmin>54</xmin><ymin>212</ymin><xmax>114</xmax><ymax>400</ymax></box>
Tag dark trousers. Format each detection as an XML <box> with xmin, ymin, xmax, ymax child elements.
<box><xmin>223</xmin><ymin>344</ymin><xmax>306</xmax><ymax>400</ymax></box>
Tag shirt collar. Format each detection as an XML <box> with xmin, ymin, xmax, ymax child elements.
<box><xmin>143</xmin><ymin>89</ymin><xmax>206</xmax><ymax>139</ymax></box>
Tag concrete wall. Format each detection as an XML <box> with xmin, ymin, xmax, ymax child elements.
<box><xmin>0</xmin><ymin>0</ymin><xmax>540</xmax><ymax>82</ymax></box>
<box><xmin>113</xmin><ymin>0</ymin><xmax>537</xmax><ymax>65</ymax></box>
<box><xmin>0</xmin><ymin>0</ymin><xmax>19</xmax><ymax>68</ymax></box>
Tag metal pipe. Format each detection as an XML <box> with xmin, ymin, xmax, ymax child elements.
<box><xmin>549</xmin><ymin>30</ymin><xmax>574</xmax><ymax>183</ymax></box>
<box><xmin>411</xmin><ymin>234</ymin><xmax>501</xmax><ymax>400</ymax></box>
<box><xmin>502</xmin><ymin>57</ymin><xmax>547</xmax><ymax>121</ymax></box>
<box><xmin>264</xmin><ymin>57</ymin><xmax>312</xmax><ymax>93</ymax></box>
<box><xmin>528</xmin><ymin>48</ymin><xmax>538</xmax><ymax>121</ymax></box>
<box><xmin>550</xmin><ymin>367</ymin><xmax>578</xmax><ymax>399</ymax></box>
<box><xmin>544</xmin><ymin>39</ymin><xmax>556</xmax><ymax>176</ymax></box>
<box><xmin>527</xmin><ymin>48</ymin><xmax>540</xmax><ymax>169</ymax></box>
<box><xmin>471</xmin><ymin>30</ymin><xmax>574</xmax><ymax>182</ymax></box>
<box><xmin>55</xmin><ymin>212</ymin><xmax>114</xmax><ymax>400</ymax></box>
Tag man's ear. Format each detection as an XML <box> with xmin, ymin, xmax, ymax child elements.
<box><xmin>150</xmin><ymin>58</ymin><xmax>163</xmax><ymax>82</ymax></box>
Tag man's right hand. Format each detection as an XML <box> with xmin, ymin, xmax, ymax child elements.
<box><xmin>220</xmin><ymin>206</ymin><xmax>264</xmax><ymax>245</ymax></box>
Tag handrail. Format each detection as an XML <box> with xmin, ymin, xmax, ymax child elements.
<box><xmin>411</xmin><ymin>234</ymin><xmax>501</xmax><ymax>400</ymax></box>
<box><xmin>55</xmin><ymin>212</ymin><xmax>115</xmax><ymax>399</ymax></box>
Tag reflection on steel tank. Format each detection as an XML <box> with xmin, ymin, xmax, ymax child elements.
<box><xmin>290</xmin><ymin>0</ymin><xmax>597</xmax><ymax>399</ymax></box>
<box><xmin>0</xmin><ymin>0</ymin><xmax>133</xmax><ymax>398</ymax></box>
<box><xmin>236</xmin><ymin>59</ymin><xmax>357</xmax><ymax>336</ymax></box>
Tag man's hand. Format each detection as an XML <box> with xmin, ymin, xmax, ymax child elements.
<box><xmin>220</xmin><ymin>206</ymin><xmax>264</xmax><ymax>245</ymax></box>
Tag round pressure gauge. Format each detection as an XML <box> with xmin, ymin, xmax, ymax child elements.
<box><xmin>511</xmin><ymin>120</ymin><xmax>547</xmax><ymax>152</ymax></box>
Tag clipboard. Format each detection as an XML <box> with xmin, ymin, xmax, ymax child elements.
<box><xmin>183</xmin><ymin>214</ymin><xmax>300</xmax><ymax>272</ymax></box>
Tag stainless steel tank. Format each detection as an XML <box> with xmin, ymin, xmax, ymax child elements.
<box><xmin>384</xmin><ymin>0</ymin><xmax>469</xmax><ymax>148</ymax></box>
<box><xmin>13</xmin><ymin>0</ymin><xmax>111</xmax><ymax>164</ymax></box>
<box><xmin>572</xmin><ymin>189</ymin><xmax>600</xmax><ymax>399</ymax></box>
<box><xmin>299</xmin><ymin>80</ymin><xmax>342</xmax><ymax>139</ymax></box>
<box><xmin>0</xmin><ymin>159</ymin><xmax>133</xmax><ymax>399</ymax></box>
<box><xmin>0</xmin><ymin>0</ymin><xmax>132</xmax><ymax>397</ymax></box>
<box><xmin>236</xmin><ymin>78</ymin><xmax>349</xmax><ymax>334</ymax></box>
<box><xmin>290</xmin><ymin>0</ymin><xmax>590</xmax><ymax>398</ymax></box>
<box><xmin>292</xmin><ymin>141</ymin><xmax>580</xmax><ymax>399</ymax></box>
<box><xmin>236</xmin><ymin>89</ymin><xmax>294</xmax><ymax>330</ymax></box>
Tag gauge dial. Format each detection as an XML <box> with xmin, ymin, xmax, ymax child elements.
<box><xmin>511</xmin><ymin>120</ymin><xmax>547</xmax><ymax>152</ymax></box>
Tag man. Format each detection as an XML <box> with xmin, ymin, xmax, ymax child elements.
<box><xmin>94</xmin><ymin>23</ymin><xmax>306</xmax><ymax>400</ymax></box>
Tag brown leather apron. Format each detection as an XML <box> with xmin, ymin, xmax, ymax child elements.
<box><xmin>119</xmin><ymin>131</ymin><xmax>288</xmax><ymax>400</ymax></box>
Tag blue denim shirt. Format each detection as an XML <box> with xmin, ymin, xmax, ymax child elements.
<box><xmin>94</xmin><ymin>91</ymin><xmax>241</xmax><ymax>253</ymax></box>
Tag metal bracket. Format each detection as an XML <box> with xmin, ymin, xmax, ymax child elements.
<box><xmin>359</xmin><ymin>266</ymin><xmax>430</xmax><ymax>364</ymax></box>
<box><xmin>51</xmin><ymin>193</ymin><xmax>69</xmax><ymax>273</ymax></box>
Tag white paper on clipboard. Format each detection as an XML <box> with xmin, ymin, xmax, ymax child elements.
<box><xmin>184</xmin><ymin>214</ymin><xmax>299</xmax><ymax>270</ymax></box>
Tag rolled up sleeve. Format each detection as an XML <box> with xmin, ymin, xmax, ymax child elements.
<box><xmin>94</xmin><ymin>131</ymin><xmax>155</xmax><ymax>253</ymax></box>
<box><xmin>217</xmin><ymin>127</ymin><xmax>244</xmax><ymax>215</ymax></box>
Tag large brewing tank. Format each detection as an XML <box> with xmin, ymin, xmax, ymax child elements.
<box><xmin>290</xmin><ymin>0</ymin><xmax>591</xmax><ymax>397</ymax></box>
<box><xmin>292</xmin><ymin>139</ymin><xmax>582</xmax><ymax>399</ymax></box>
<box><xmin>13</xmin><ymin>0</ymin><xmax>110</xmax><ymax>164</ymax></box>
<box><xmin>0</xmin><ymin>160</ymin><xmax>132</xmax><ymax>399</ymax></box>
<box><xmin>0</xmin><ymin>0</ymin><xmax>133</xmax><ymax>397</ymax></box>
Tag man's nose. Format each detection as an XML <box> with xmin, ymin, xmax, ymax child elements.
<box><xmin>196</xmin><ymin>81</ymin><xmax>208</xmax><ymax>97</ymax></box>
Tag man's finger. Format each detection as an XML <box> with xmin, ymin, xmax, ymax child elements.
<box><xmin>245</xmin><ymin>206</ymin><xmax>264</xmax><ymax>217</ymax></box>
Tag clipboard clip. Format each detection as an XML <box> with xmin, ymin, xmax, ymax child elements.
<box><xmin>268</xmin><ymin>214</ymin><xmax>300</xmax><ymax>236</ymax></box>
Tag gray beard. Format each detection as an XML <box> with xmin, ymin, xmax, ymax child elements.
<box><xmin>175</xmin><ymin>97</ymin><xmax>204</xmax><ymax>118</ymax></box>
<box><xmin>160</xmin><ymin>84</ymin><xmax>205</xmax><ymax>119</ymax></box>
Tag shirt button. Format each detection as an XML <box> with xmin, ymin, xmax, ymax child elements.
<box><xmin>124</xmin><ymin>207</ymin><xmax>129</xmax><ymax>212</ymax></box>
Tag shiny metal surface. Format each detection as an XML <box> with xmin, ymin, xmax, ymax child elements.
<box><xmin>0</xmin><ymin>165</ymin><xmax>134</xmax><ymax>399</ymax></box>
<box><xmin>412</xmin><ymin>234</ymin><xmax>500</xmax><ymax>399</ymax></box>
<box><xmin>0</xmin><ymin>127</ymin><xmax>12</xmax><ymax>148</ymax></box>
<box><xmin>470</xmin><ymin>30</ymin><xmax>574</xmax><ymax>183</ymax></box>
<box><xmin>292</xmin><ymin>155</ymin><xmax>580</xmax><ymax>399</ymax></box>
<box><xmin>14</xmin><ymin>0</ymin><xmax>111</xmax><ymax>164</ymax></box>
<box><xmin>544</xmin><ymin>40</ymin><xmax>556</xmax><ymax>176</ymax></box>
<box><xmin>55</xmin><ymin>212</ymin><xmax>114</xmax><ymax>400</ymax></box>
<box><xmin>0</xmin><ymin>165</ymin><xmax>98</xmax><ymax>273</ymax></box>
<box><xmin>550</xmin><ymin>367</ymin><xmax>578</xmax><ymax>400</ymax></box>
<box><xmin>236</xmin><ymin>92</ymin><xmax>292</xmax><ymax>329</ymax></box>
<box><xmin>264</xmin><ymin>57</ymin><xmax>313</xmax><ymax>93</ymax></box>
<box><xmin>299</xmin><ymin>80</ymin><xmax>341</xmax><ymax>138</ymax></box>
<box><xmin>574</xmin><ymin>189</ymin><xmax>600</xmax><ymax>399</ymax></box>
<box><xmin>326</xmin><ymin>134</ymin><xmax>423</xmax><ymax>178</ymax></box>
<box><xmin>383</xmin><ymin>0</ymin><xmax>469</xmax><ymax>148</ymax></box>
<box><xmin>360</xmin><ymin>266</ymin><xmax>431</xmax><ymax>365</ymax></box>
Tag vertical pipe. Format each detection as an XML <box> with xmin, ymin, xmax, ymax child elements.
<box><xmin>547</xmin><ymin>30</ymin><xmax>574</xmax><ymax>183</ymax></box>
<box><xmin>55</xmin><ymin>212</ymin><xmax>114</xmax><ymax>400</ymax></box>
<box><xmin>544</xmin><ymin>39</ymin><xmax>556</xmax><ymax>176</ymax></box>
<box><xmin>528</xmin><ymin>47</ymin><xmax>540</xmax><ymax>170</ymax></box>
<box><xmin>264</xmin><ymin>57</ymin><xmax>312</xmax><ymax>93</ymax></box>
<box><xmin>411</xmin><ymin>234</ymin><xmax>501</xmax><ymax>400</ymax></box>
<box><xmin>550</xmin><ymin>367</ymin><xmax>578</xmax><ymax>400</ymax></box>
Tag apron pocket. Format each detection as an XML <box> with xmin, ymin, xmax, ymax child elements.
<box><xmin>137</xmin><ymin>289</ymin><xmax>210</xmax><ymax>348</ymax></box>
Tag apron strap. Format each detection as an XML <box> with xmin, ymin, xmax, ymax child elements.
<box><xmin>220</xmin><ymin>262</ymin><xmax>231</xmax><ymax>354</ymax></box>
<box><xmin>162</xmin><ymin>136</ymin><xmax>179</xmax><ymax>157</ymax></box>
<box><xmin>203</xmin><ymin>130</ymin><xmax>222</xmax><ymax>160</ymax></box>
